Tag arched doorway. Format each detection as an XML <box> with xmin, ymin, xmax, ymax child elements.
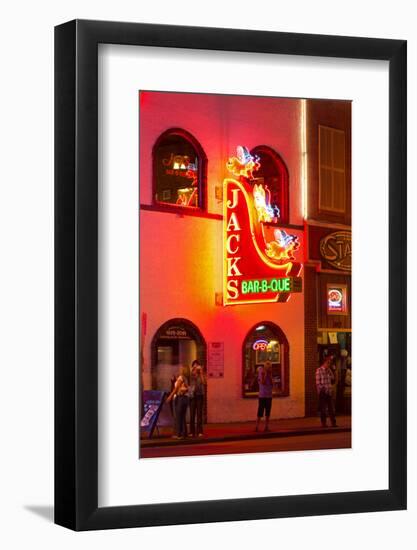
<box><xmin>242</xmin><ymin>321</ymin><xmax>290</xmax><ymax>398</ymax></box>
<box><xmin>151</xmin><ymin>318</ymin><xmax>208</xmax><ymax>423</ymax></box>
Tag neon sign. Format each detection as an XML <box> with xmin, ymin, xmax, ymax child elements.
<box><xmin>223</xmin><ymin>146</ymin><xmax>303</xmax><ymax>305</ymax></box>
<box><xmin>241</xmin><ymin>277</ymin><xmax>302</xmax><ymax>294</ymax></box>
<box><xmin>253</xmin><ymin>183</ymin><xmax>278</xmax><ymax>222</ymax></box>
<box><xmin>253</xmin><ymin>339</ymin><xmax>268</xmax><ymax>351</ymax></box>
<box><xmin>162</xmin><ymin>153</ymin><xmax>197</xmax><ymax>172</ymax></box>
<box><xmin>160</xmin><ymin>152</ymin><xmax>198</xmax><ymax>207</ymax></box>
<box><xmin>327</xmin><ymin>286</ymin><xmax>348</xmax><ymax>314</ymax></box>
<box><xmin>226</xmin><ymin>146</ymin><xmax>260</xmax><ymax>179</ymax></box>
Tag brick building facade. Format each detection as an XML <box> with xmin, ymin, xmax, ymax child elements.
<box><xmin>303</xmin><ymin>99</ymin><xmax>352</xmax><ymax>416</ymax></box>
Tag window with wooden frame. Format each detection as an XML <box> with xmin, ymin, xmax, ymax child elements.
<box><xmin>319</xmin><ymin>125</ymin><xmax>346</xmax><ymax>213</ymax></box>
<box><xmin>153</xmin><ymin>128</ymin><xmax>207</xmax><ymax>211</ymax></box>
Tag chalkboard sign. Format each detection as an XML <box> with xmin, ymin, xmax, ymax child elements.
<box><xmin>140</xmin><ymin>390</ymin><xmax>166</xmax><ymax>439</ymax></box>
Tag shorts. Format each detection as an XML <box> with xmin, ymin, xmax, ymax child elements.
<box><xmin>257</xmin><ymin>397</ymin><xmax>272</xmax><ymax>418</ymax></box>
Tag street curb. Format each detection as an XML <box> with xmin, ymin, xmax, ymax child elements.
<box><xmin>141</xmin><ymin>426</ymin><xmax>351</xmax><ymax>448</ymax></box>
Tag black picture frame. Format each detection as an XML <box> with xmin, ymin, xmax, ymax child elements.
<box><xmin>55</xmin><ymin>19</ymin><xmax>407</xmax><ymax>531</ymax></box>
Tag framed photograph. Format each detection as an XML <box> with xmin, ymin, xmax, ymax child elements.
<box><xmin>55</xmin><ymin>20</ymin><xmax>406</xmax><ymax>530</ymax></box>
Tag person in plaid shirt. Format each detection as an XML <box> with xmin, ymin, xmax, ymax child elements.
<box><xmin>315</xmin><ymin>355</ymin><xmax>337</xmax><ymax>427</ymax></box>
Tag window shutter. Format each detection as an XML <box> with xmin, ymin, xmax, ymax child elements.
<box><xmin>319</xmin><ymin>125</ymin><xmax>346</xmax><ymax>213</ymax></box>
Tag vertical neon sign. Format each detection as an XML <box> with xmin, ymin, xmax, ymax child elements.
<box><xmin>223</xmin><ymin>147</ymin><xmax>303</xmax><ymax>306</ymax></box>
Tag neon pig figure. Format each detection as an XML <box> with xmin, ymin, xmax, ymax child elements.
<box><xmin>226</xmin><ymin>145</ymin><xmax>260</xmax><ymax>180</ymax></box>
<box><xmin>253</xmin><ymin>183</ymin><xmax>276</xmax><ymax>223</ymax></box>
<box><xmin>225</xmin><ymin>186</ymin><xmax>242</xmax><ymax>300</ymax></box>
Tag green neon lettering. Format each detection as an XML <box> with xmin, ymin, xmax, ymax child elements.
<box><xmin>240</xmin><ymin>278</ymin><xmax>293</xmax><ymax>295</ymax></box>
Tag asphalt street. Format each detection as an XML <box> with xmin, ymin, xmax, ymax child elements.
<box><xmin>141</xmin><ymin>430</ymin><xmax>351</xmax><ymax>458</ymax></box>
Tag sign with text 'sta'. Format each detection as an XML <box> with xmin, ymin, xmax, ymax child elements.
<box><xmin>223</xmin><ymin>146</ymin><xmax>303</xmax><ymax>306</ymax></box>
<box><xmin>320</xmin><ymin>231</ymin><xmax>351</xmax><ymax>271</ymax></box>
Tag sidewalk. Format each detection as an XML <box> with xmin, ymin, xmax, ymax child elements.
<box><xmin>141</xmin><ymin>415</ymin><xmax>351</xmax><ymax>447</ymax></box>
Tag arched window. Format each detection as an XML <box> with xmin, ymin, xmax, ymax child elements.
<box><xmin>250</xmin><ymin>145</ymin><xmax>289</xmax><ymax>224</ymax></box>
<box><xmin>242</xmin><ymin>321</ymin><xmax>289</xmax><ymax>398</ymax></box>
<box><xmin>153</xmin><ymin>128</ymin><xmax>207</xmax><ymax>210</ymax></box>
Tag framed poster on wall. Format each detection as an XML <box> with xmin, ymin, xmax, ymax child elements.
<box><xmin>55</xmin><ymin>20</ymin><xmax>406</xmax><ymax>530</ymax></box>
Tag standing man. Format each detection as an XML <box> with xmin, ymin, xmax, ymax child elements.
<box><xmin>316</xmin><ymin>356</ymin><xmax>337</xmax><ymax>427</ymax></box>
<box><xmin>189</xmin><ymin>360</ymin><xmax>206</xmax><ymax>437</ymax></box>
<box><xmin>255</xmin><ymin>361</ymin><xmax>273</xmax><ymax>432</ymax></box>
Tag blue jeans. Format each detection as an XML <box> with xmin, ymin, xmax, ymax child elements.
<box><xmin>175</xmin><ymin>395</ymin><xmax>189</xmax><ymax>437</ymax></box>
<box><xmin>319</xmin><ymin>391</ymin><xmax>336</xmax><ymax>426</ymax></box>
<box><xmin>190</xmin><ymin>394</ymin><xmax>204</xmax><ymax>435</ymax></box>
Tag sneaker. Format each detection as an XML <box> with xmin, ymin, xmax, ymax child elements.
<box><xmin>198</xmin><ymin>433</ymin><xmax>204</xmax><ymax>437</ymax></box>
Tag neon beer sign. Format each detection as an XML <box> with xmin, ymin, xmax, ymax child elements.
<box><xmin>327</xmin><ymin>286</ymin><xmax>348</xmax><ymax>315</ymax></box>
<box><xmin>223</xmin><ymin>146</ymin><xmax>303</xmax><ymax>306</ymax></box>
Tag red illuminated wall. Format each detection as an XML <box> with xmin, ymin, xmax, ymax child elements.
<box><xmin>139</xmin><ymin>91</ymin><xmax>306</xmax><ymax>422</ymax></box>
<box><xmin>139</xmin><ymin>91</ymin><xmax>303</xmax><ymax>224</ymax></box>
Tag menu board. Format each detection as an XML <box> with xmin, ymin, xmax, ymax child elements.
<box><xmin>140</xmin><ymin>390</ymin><xmax>166</xmax><ymax>439</ymax></box>
<box><xmin>207</xmin><ymin>342</ymin><xmax>224</xmax><ymax>378</ymax></box>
